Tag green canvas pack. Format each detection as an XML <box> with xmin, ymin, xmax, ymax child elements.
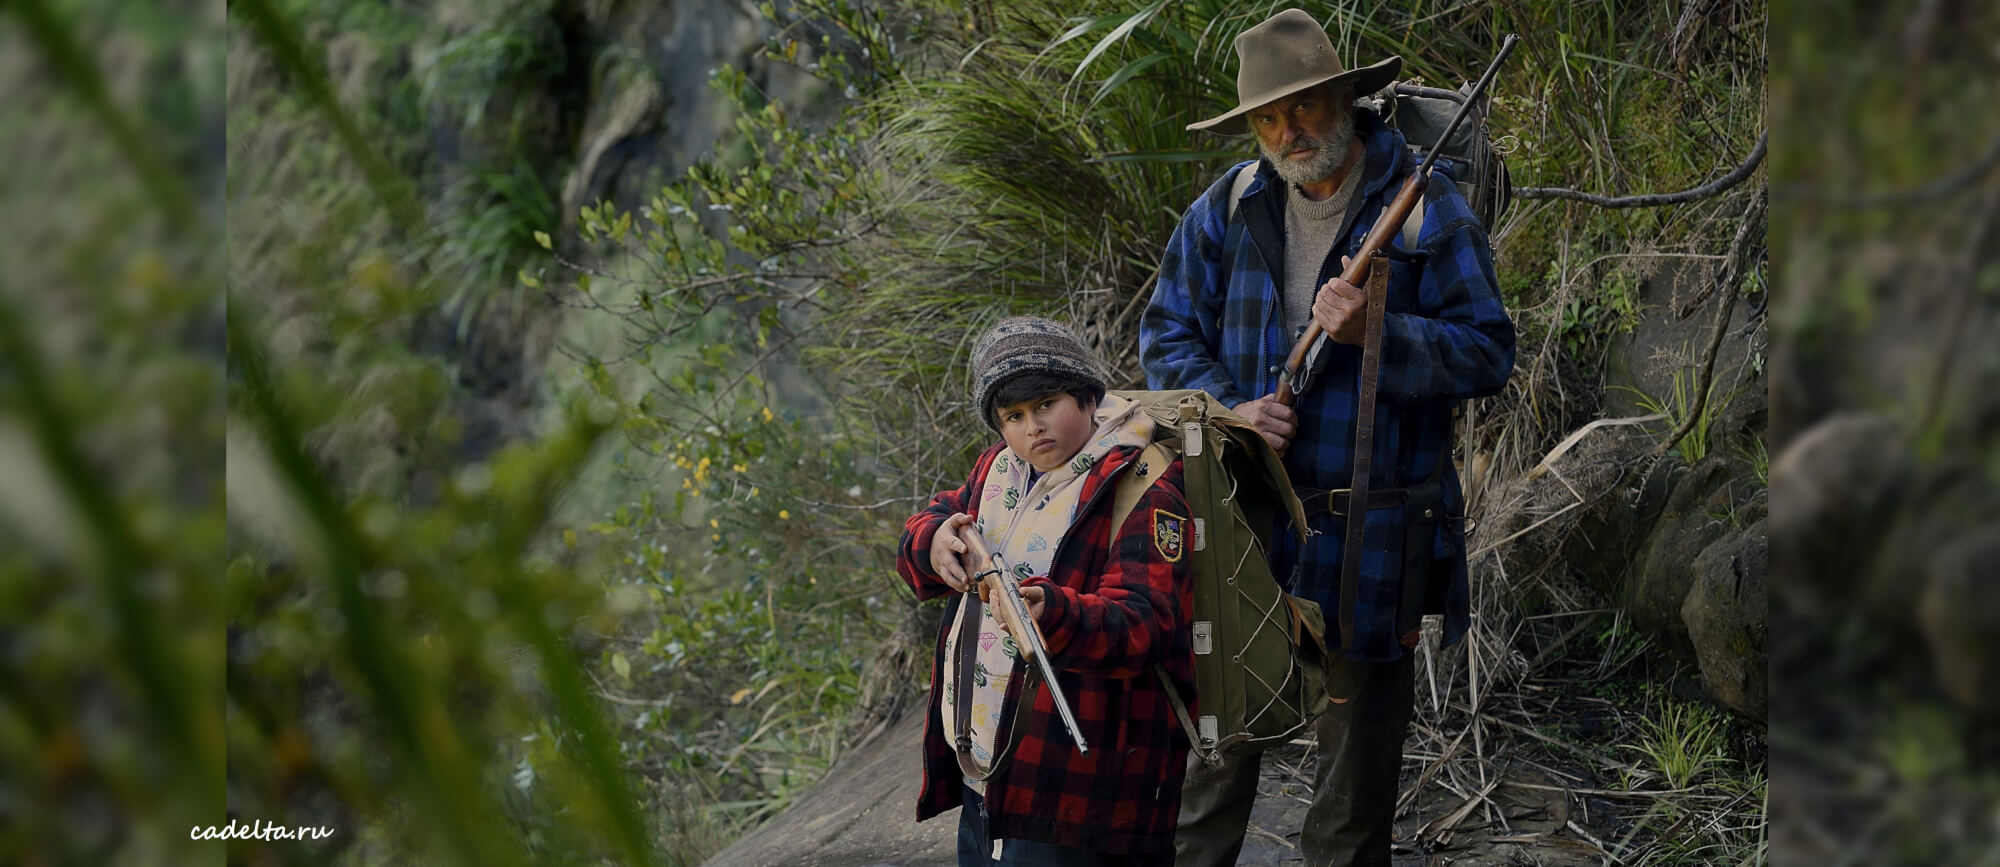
<box><xmin>1373</xmin><ymin>81</ymin><xmax>1513</xmax><ymax>232</ymax></box>
<box><xmin>1106</xmin><ymin>389</ymin><xmax>1329</xmax><ymax>764</ymax></box>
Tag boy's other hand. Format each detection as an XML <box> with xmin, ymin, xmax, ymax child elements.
<box><xmin>1019</xmin><ymin>585</ymin><xmax>1046</xmax><ymax>622</ymax></box>
<box><xmin>1234</xmin><ymin>395</ymin><xmax>1296</xmax><ymax>453</ymax></box>
<box><xmin>930</xmin><ymin>512</ymin><xmax>976</xmax><ymax>592</ymax></box>
<box><xmin>990</xmin><ymin>585</ymin><xmax>1048</xmax><ymax>645</ymax></box>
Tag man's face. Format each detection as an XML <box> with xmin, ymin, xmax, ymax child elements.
<box><xmin>1249</xmin><ymin>84</ymin><xmax>1355</xmax><ymax>187</ymax></box>
<box><xmin>995</xmin><ymin>392</ymin><xmax>1099</xmax><ymax>474</ymax></box>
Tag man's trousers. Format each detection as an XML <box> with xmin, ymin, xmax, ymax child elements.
<box><xmin>1173</xmin><ymin>653</ymin><xmax>1416</xmax><ymax>867</ymax></box>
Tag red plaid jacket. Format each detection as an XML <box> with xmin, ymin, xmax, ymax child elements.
<box><xmin>896</xmin><ymin>441</ymin><xmax>1196</xmax><ymax>856</ymax></box>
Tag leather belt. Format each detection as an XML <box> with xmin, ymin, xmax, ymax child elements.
<box><xmin>1293</xmin><ymin>484</ymin><xmax>1414</xmax><ymax>518</ymax></box>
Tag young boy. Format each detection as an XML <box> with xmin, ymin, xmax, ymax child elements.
<box><xmin>896</xmin><ymin>316</ymin><xmax>1196</xmax><ymax>866</ymax></box>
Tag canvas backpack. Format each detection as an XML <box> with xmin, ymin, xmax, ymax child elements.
<box><xmin>1106</xmin><ymin>389</ymin><xmax>1329</xmax><ymax>763</ymax></box>
<box><xmin>1374</xmin><ymin>81</ymin><xmax>1513</xmax><ymax>232</ymax></box>
<box><xmin>1226</xmin><ymin>81</ymin><xmax>1512</xmax><ymax>239</ymax></box>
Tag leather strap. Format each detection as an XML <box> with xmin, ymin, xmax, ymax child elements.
<box><xmin>952</xmin><ymin>589</ymin><xmax>1034</xmax><ymax>782</ymax></box>
<box><xmin>1154</xmin><ymin>666</ymin><xmax>1216</xmax><ymax>768</ymax></box>
<box><xmin>1336</xmin><ymin>254</ymin><xmax>1392</xmax><ymax>659</ymax></box>
<box><xmin>952</xmin><ymin>590</ymin><xmax>988</xmax><ymax>779</ymax></box>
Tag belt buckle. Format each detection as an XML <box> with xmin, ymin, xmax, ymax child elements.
<box><xmin>1326</xmin><ymin>487</ymin><xmax>1351</xmax><ymax>517</ymax></box>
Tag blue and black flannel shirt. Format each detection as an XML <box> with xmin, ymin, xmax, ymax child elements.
<box><xmin>1139</xmin><ymin>109</ymin><xmax>1516</xmax><ymax>662</ymax></box>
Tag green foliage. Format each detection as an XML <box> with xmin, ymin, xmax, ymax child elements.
<box><xmin>1614</xmin><ymin>363</ymin><xmax>1732</xmax><ymax>465</ymax></box>
<box><xmin>1738</xmin><ymin>435</ymin><xmax>1768</xmax><ymax>488</ymax></box>
<box><xmin>0</xmin><ymin>2</ymin><xmax>223</xmax><ymax>863</ymax></box>
<box><xmin>1557</xmin><ymin>259</ymin><xmax>1643</xmax><ymax>360</ymax></box>
<box><xmin>1622</xmin><ymin>698</ymin><xmax>1733</xmax><ymax>791</ymax></box>
<box><xmin>213</xmin><ymin>0</ymin><xmax>1781</xmax><ymax>862</ymax></box>
<box><xmin>1877</xmin><ymin>704</ymin><xmax>1964</xmax><ymax>787</ymax></box>
<box><xmin>221</xmin><ymin>0</ymin><xmax>695</xmax><ymax>863</ymax></box>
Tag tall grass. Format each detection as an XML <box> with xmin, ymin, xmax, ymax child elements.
<box><xmin>1</xmin><ymin>1</ymin><xmax>223</xmax><ymax>863</ymax></box>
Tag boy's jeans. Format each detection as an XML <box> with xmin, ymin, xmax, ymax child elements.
<box><xmin>1173</xmin><ymin>653</ymin><xmax>1416</xmax><ymax>867</ymax></box>
<box><xmin>957</xmin><ymin>786</ymin><xmax>1176</xmax><ymax>866</ymax></box>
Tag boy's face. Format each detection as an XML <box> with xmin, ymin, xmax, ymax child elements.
<box><xmin>995</xmin><ymin>392</ymin><xmax>1099</xmax><ymax>474</ymax></box>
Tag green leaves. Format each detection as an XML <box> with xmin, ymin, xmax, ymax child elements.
<box><xmin>1070</xmin><ymin>0</ymin><xmax>1169</xmax><ymax>84</ymax></box>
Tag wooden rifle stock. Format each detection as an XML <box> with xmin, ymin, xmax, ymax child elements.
<box><xmin>1271</xmin><ymin>174</ymin><xmax>1427</xmax><ymax>407</ymax></box>
<box><xmin>957</xmin><ymin>527</ymin><xmax>1090</xmax><ymax>754</ymax></box>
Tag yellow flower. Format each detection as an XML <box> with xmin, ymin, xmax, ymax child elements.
<box><xmin>709</xmin><ymin>518</ymin><xmax>719</xmax><ymax>528</ymax></box>
<box><xmin>778</xmin><ymin>509</ymin><xmax>790</xmax><ymax>520</ymax></box>
<box><xmin>762</xmin><ymin>407</ymin><xmax>775</xmax><ymax>423</ymax></box>
<box><xmin>732</xmin><ymin>463</ymin><xmax>747</xmax><ymax>474</ymax></box>
<box><xmin>749</xmin><ymin>486</ymin><xmax>759</xmax><ymax>498</ymax></box>
<box><xmin>711</xmin><ymin>533</ymin><xmax>721</xmax><ymax>542</ymax></box>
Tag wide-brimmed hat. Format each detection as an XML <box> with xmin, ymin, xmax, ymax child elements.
<box><xmin>1189</xmin><ymin>9</ymin><xmax>1401</xmax><ymax>135</ymax></box>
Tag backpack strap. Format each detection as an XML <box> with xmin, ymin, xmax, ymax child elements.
<box><xmin>1225</xmin><ymin>162</ymin><xmax>1258</xmax><ymax>223</ymax></box>
<box><xmin>1111</xmin><ymin>441</ymin><xmax>1212</xmax><ymax>762</ymax></box>
<box><xmin>1110</xmin><ymin>441</ymin><xmax>1178</xmax><ymax>539</ymax></box>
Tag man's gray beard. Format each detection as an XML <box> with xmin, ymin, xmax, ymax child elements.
<box><xmin>1260</xmin><ymin>115</ymin><xmax>1356</xmax><ymax>188</ymax></box>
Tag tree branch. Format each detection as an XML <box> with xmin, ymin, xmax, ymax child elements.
<box><xmin>1516</xmin><ymin>132</ymin><xmax>1766</xmax><ymax>209</ymax></box>
<box><xmin>1773</xmin><ymin>130</ymin><xmax>2000</xmax><ymax>208</ymax></box>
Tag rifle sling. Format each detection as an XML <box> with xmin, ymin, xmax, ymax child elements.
<box><xmin>1335</xmin><ymin>254</ymin><xmax>1393</xmax><ymax>666</ymax></box>
<box><xmin>952</xmin><ymin>589</ymin><xmax>1034</xmax><ymax>782</ymax></box>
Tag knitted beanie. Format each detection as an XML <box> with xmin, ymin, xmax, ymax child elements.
<box><xmin>968</xmin><ymin>316</ymin><xmax>1106</xmax><ymax>431</ymax></box>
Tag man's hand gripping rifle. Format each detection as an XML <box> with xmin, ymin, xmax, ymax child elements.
<box><xmin>958</xmin><ymin>528</ymin><xmax>1090</xmax><ymax>755</ymax></box>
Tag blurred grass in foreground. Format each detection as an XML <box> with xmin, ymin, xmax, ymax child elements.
<box><xmin>3</xmin><ymin>0</ymin><xmax>687</xmax><ymax>863</ymax></box>
<box><xmin>0</xmin><ymin>0</ymin><xmax>223</xmax><ymax>865</ymax></box>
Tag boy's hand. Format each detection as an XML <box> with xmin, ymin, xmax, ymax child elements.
<box><xmin>987</xmin><ymin>584</ymin><xmax>1047</xmax><ymax>644</ymax></box>
<box><xmin>929</xmin><ymin>513</ymin><xmax>976</xmax><ymax>592</ymax></box>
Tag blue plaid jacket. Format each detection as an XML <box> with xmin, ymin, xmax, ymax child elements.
<box><xmin>1139</xmin><ymin>109</ymin><xmax>1515</xmax><ymax>661</ymax></box>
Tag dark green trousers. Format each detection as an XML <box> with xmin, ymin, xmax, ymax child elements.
<box><xmin>1173</xmin><ymin>654</ymin><xmax>1416</xmax><ymax>867</ymax></box>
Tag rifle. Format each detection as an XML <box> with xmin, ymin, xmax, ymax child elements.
<box><xmin>1268</xmin><ymin>35</ymin><xmax>1518</xmax><ymax>687</ymax></box>
<box><xmin>957</xmin><ymin>528</ymin><xmax>1090</xmax><ymax>755</ymax></box>
<box><xmin>1272</xmin><ymin>33</ymin><xmax>1519</xmax><ymax>408</ymax></box>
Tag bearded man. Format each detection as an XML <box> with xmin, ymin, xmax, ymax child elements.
<box><xmin>1138</xmin><ymin>9</ymin><xmax>1516</xmax><ymax>866</ymax></box>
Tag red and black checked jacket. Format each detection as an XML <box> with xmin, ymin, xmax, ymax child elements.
<box><xmin>896</xmin><ymin>441</ymin><xmax>1196</xmax><ymax>856</ymax></box>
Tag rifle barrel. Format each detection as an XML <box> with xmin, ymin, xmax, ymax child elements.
<box><xmin>1417</xmin><ymin>34</ymin><xmax>1518</xmax><ymax>178</ymax></box>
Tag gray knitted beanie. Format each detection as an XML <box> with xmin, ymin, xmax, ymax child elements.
<box><xmin>968</xmin><ymin>316</ymin><xmax>1106</xmax><ymax>431</ymax></box>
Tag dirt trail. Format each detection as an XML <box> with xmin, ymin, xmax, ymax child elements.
<box><xmin>703</xmin><ymin>710</ymin><xmax>1621</xmax><ymax>866</ymax></box>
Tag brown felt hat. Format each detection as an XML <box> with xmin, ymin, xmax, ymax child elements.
<box><xmin>1189</xmin><ymin>9</ymin><xmax>1401</xmax><ymax>136</ymax></box>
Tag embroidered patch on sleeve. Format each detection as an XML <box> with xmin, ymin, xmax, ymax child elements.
<box><xmin>1153</xmin><ymin>509</ymin><xmax>1187</xmax><ymax>562</ymax></box>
